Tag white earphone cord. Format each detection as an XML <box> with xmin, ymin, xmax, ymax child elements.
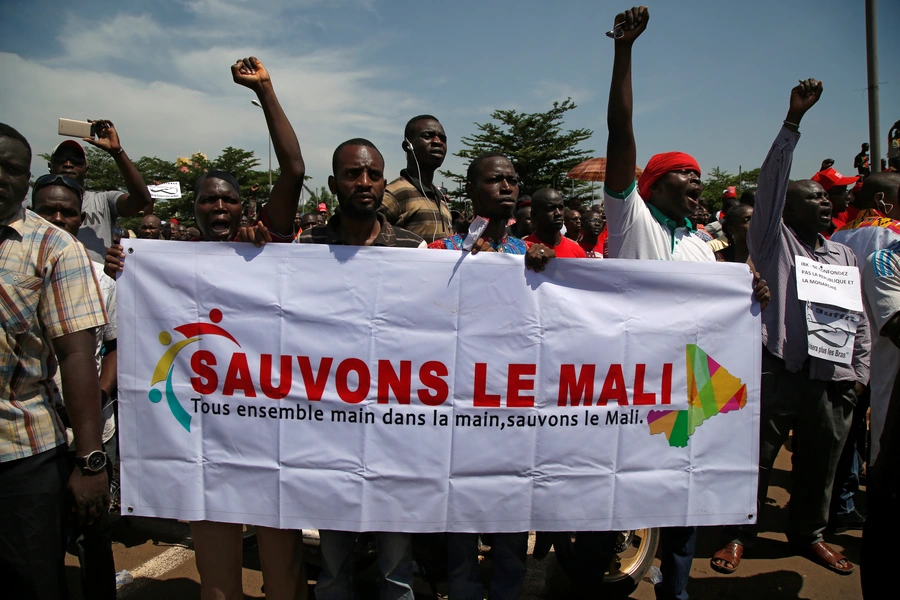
<box><xmin>407</xmin><ymin>137</ymin><xmax>449</xmax><ymax>241</ymax></box>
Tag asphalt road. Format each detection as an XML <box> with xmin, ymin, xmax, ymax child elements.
<box><xmin>65</xmin><ymin>442</ymin><xmax>865</xmax><ymax>599</ymax></box>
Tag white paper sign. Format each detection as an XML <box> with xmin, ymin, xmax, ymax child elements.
<box><xmin>806</xmin><ymin>302</ymin><xmax>859</xmax><ymax>365</ymax></box>
<box><xmin>147</xmin><ymin>182</ymin><xmax>182</xmax><ymax>200</ymax></box>
<box><xmin>117</xmin><ymin>241</ymin><xmax>761</xmax><ymax>533</ymax></box>
<box><xmin>795</xmin><ymin>256</ymin><xmax>863</xmax><ymax>311</ymax></box>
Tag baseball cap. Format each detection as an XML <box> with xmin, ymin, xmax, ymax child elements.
<box><xmin>318</xmin><ymin>203</ymin><xmax>327</xmax><ymax>213</ymax></box>
<box><xmin>811</xmin><ymin>168</ymin><xmax>859</xmax><ymax>192</ymax></box>
<box><xmin>50</xmin><ymin>140</ymin><xmax>86</xmax><ymax>161</ymax></box>
<box><xmin>721</xmin><ymin>186</ymin><xmax>737</xmax><ymax>199</ymax></box>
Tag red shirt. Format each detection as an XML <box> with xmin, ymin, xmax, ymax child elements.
<box><xmin>524</xmin><ymin>233</ymin><xmax>587</xmax><ymax>258</ymax></box>
<box><xmin>578</xmin><ymin>229</ymin><xmax>608</xmax><ymax>258</ymax></box>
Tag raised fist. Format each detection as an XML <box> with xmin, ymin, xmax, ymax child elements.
<box><xmin>613</xmin><ymin>6</ymin><xmax>649</xmax><ymax>45</ymax></box>
<box><xmin>789</xmin><ymin>78</ymin><xmax>823</xmax><ymax>117</ymax></box>
<box><xmin>231</xmin><ymin>56</ymin><xmax>271</xmax><ymax>92</ymax></box>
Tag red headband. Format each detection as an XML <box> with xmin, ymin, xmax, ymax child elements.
<box><xmin>638</xmin><ymin>152</ymin><xmax>701</xmax><ymax>200</ymax></box>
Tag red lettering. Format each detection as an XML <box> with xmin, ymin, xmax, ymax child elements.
<box><xmin>661</xmin><ymin>363</ymin><xmax>672</xmax><ymax>405</ymax></box>
<box><xmin>260</xmin><ymin>354</ymin><xmax>292</xmax><ymax>400</ymax></box>
<box><xmin>473</xmin><ymin>363</ymin><xmax>500</xmax><ymax>407</ymax></box>
<box><xmin>507</xmin><ymin>363</ymin><xmax>536</xmax><ymax>407</ymax></box>
<box><xmin>190</xmin><ymin>350</ymin><xmax>218</xmax><ymax>394</ymax></box>
<box><xmin>336</xmin><ymin>358</ymin><xmax>370</xmax><ymax>404</ymax></box>
<box><xmin>377</xmin><ymin>360</ymin><xmax>411</xmax><ymax>404</ymax></box>
<box><xmin>222</xmin><ymin>353</ymin><xmax>257</xmax><ymax>397</ymax></box>
<box><xmin>297</xmin><ymin>357</ymin><xmax>333</xmax><ymax>401</ymax></box>
<box><xmin>632</xmin><ymin>364</ymin><xmax>656</xmax><ymax>405</ymax></box>
<box><xmin>418</xmin><ymin>361</ymin><xmax>449</xmax><ymax>406</ymax></box>
<box><xmin>597</xmin><ymin>364</ymin><xmax>627</xmax><ymax>406</ymax></box>
<box><xmin>558</xmin><ymin>364</ymin><xmax>595</xmax><ymax>406</ymax></box>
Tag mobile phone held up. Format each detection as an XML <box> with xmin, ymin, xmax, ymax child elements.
<box><xmin>58</xmin><ymin>118</ymin><xmax>97</xmax><ymax>139</ymax></box>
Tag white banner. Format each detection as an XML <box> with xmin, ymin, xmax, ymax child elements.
<box><xmin>118</xmin><ymin>240</ymin><xmax>761</xmax><ymax>532</ymax></box>
<box><xmin>147</xmin><ymin>182</ymin><xmax>182</xmax><ymax>200</ymax></box>
<box><xmin>795</xmin><ymin>256</ymin><xmax>863</xmax><ymax>311</ymax></box>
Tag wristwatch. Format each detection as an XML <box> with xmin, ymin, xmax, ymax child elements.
<box><xmin>75</xmin><ymin>450</ymin><xmax>108</xmax><ymax>474</ymax></box>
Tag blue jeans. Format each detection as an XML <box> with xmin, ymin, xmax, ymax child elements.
<box><xmin>654</xmin><ymin>527</ymin><xmax>696</xmax><ymax>600</ymax></box>
<box><xmin>316</xmin><ymin>531</ymin><xmax>413</xmax><ymax>600</ymax></box>
<box><xmin>447</xmin><ymin>532</ymin><xmax>527</xmax><ymax>600</ymax></box>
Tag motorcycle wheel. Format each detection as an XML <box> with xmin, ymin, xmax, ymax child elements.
<box><xmin>552</xmin><ymin>528</ymin><xmax>660</xmax><ymax>597</ymax></box>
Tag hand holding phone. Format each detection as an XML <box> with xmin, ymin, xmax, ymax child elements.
<box><xmin>84</xmin><ymin>119</ymin><xmax>122</xmax><ymax>155</ymax></box>
<box><xmin>58</xmin><ymin>118</ymin><xmax>95</xmax><ymax>139</ymax></box>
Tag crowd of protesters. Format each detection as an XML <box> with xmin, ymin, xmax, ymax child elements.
<box><xmin>2</xmin><ymin>5</ymin><xmax>900</xmax><ymax>600</ymax></box>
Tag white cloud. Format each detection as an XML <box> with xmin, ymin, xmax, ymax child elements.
<box><xmin>0</xmin><ymin>0</ymin><xmax>428</xmax><ymax>186</ymax></box>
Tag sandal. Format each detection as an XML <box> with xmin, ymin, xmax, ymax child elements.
<box><xmin>804</xmin><ymin>541</ymin><xmax>855</xmax><ymax>575</ymax></box>
<box><xmin>710</xmin><ymin>542</ymin><xmax>744</xmax><ymax>574</ymax></box>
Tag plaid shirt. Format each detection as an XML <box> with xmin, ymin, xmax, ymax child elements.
<box><xmin>1</xmin><ymin>207</ymin><xmax>107</xmax><ymax>462</ymax></box>
<box><xmin>379</xmin><ymin>169</ymin><xmax>452</xmax><ymax>243</ymax></box>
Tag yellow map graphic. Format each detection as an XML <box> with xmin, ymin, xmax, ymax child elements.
<box><xmin>647</xmin><ymin>344</ymin><xmax>747</xmax><ymax>447</ymax></box>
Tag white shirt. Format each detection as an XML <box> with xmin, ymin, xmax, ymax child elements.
<box><xmin>830</xmin><ymin>210</ymin><xmax>900</xmax><ymax>265</ymax></box>
<box><xmin>604</xmin><ymin>181</ymin><xmax>715</xmax><ymax>262</ymax></box>
<box><xmin>861</xmin><ymin>245</ymin><xmax>900</xmax><ymax>466</ymax></box>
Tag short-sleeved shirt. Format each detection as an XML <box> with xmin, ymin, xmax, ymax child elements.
<box><xmin>524</xmin><ymin>233</ymin><xmax>587</xmax><ymax>258</ymax></box>
<box><xmin>603</xmin><ymin>181</ymin><xmax>715</xmax><ymax>262</ymax></box>
<box><xmin>855</xmin><ymin>151</ymin><xmax>871</xmax><ymax>175</ymax></box>
<box><xmin>54</xmin><ymin>261</ymin><xmax>118</xmax><ymax>446</ymax></box>
<box><xmin>77</xmin><ymin>190</ymin><xmax>124</xmax><ymax>263</ymax></box>
<box><xmin>862</xmin><ymin>245</ymin><xmax>900</xmax><ymax>466</ymax></box>
<box><xmin>577</xmin><ymin>229</ymin><xmax>609</xmax><ymax>259</ymax></box>
<box><xmin>1</xmin><ymin>207</ymin><xmax>108</xmax><ymax>463</ymax></box>
<box><xmin>295</xmin><ymin>212</ymin><xmax>426</xmax><ymax>248</ymax></box>
<box><xmin>379</xmin><ymin>169</ymin><xmax>452</xmax><ymax>243</ymax></box>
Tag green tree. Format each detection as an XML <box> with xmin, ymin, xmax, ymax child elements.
<box><xmin>39</xmin><ymin>146</ymin><xmax>275</xmax><ymax>231</ymax></box>
<box><xmin>37</xmin><ymin>146</ymin><xmax>125</xmax><ymax>192</ymax></box>
<box><xmin>701</xmin><ymin>167</ymin><xmax>760</xmax><ymax>213</ymax></box>
<box><xmin>439</xmin><ymin>98</ymin><xmax>594</xmax><ymax>197</ymax></box>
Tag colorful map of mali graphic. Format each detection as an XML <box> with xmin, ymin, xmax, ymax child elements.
<box><xmin>647</xmin><ymin>345</ymin><xmax>747</xmax><ymax>447</ymax></box>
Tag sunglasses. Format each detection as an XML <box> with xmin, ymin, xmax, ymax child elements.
<box><xmin>33</xmin><ymin>174</ymin><xmax>84</xmax><ymax>198</ymax></box>
<box><xmin>51</xmin><ymin>154</ymin><xmax>86</xmax><ymax>166</ymax></box>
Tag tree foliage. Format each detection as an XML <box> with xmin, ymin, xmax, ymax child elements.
<box><xmin>701</xmin><ymin>167</ymin><xmax>760</xmax><ymax>213</ymax></box>
<box><xmin>439</xmin><ymin>98</ymin><xmax>594</xmax><ymax>197</ymax></box>
<box><xmin>40</xmin><ymin>146</ymin><xmax>275</xmax><ymax>230</ymax></box>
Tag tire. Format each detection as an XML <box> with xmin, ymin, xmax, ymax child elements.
<box><xmin>552</xmin><ymin>529</ymin><xmax>661</xmax><ymax>597</ymax></box>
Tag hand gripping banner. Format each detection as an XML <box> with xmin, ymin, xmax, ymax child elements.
<box><xmin>118</xmin><ymin>240</ymin><xmax>761</xmax><ymax>532</ymax></box>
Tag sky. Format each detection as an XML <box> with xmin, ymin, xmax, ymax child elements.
<box><xmin>2</xmin><ymin>0</ymin><xmax>898</xmax><ymax>194</ymax></box>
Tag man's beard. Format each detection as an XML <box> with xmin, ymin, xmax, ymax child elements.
<box><xmin>338</xmin><ymin>193</ymin><xmax>383</xmax><ymax>220</ymax></box>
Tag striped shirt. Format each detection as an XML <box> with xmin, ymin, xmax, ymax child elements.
<box><xmin>748</xmin><ymin>126</ymin><xmax>870</xmax><ymax>383</ymax></box>
<box><xmin>379</xmin><ymin>169</ymin><xmax>452</xmax><ymax>243</ymax></box>
<box><xmin>295</xmin><ymin>212</ymin><xmax>426</xmax><ymax>248</ymax></box>
<box><xmin>1</xmin><ymin>207</ymin><xmax>108</xmax><ymax>462</ymax></box>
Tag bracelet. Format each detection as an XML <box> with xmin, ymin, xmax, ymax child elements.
<box><xmin>113</xmin><ymin>147</ymin><xmax>124</xmax><ymax>155</ymax></box>
<box><xmin>783</xmin><ymin>120</ymin><xmax>800</xmax><ymax>129</ymax></box>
